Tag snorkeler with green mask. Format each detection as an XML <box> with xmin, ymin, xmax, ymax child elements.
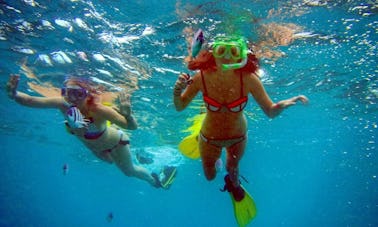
<box><xmin>174</xmin><ymin>33</ymin><xmax>309</xmax><ymax>226</ymax></box>
<box><xmin>212</xmin><ymin>36</ymin><xmax>249</xmax><ymax>70</ymax></box>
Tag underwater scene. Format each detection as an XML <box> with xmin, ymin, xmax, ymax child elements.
<box><xmin>0</xmin><ymin>0</ymin><xmax>377</xmax><ymax>226</ymax></box>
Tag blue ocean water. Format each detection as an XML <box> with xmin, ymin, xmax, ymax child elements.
<box><xmin>0</xmin><ymin>0</ymin><xmax>377</xmax><ymax>226</ymax></box>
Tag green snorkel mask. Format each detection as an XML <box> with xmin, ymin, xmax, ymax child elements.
<box><xmin>212</xmin><ymin>36</ymin><xmax>248</xmax><ymax>70</ymax></box>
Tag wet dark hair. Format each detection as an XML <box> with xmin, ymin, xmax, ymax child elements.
<box><xmin>187</xmin><ymin>49</ymin><xmax>259</xmax><ymax>74</ymax></box>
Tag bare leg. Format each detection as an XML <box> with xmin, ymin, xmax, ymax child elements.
<box><xmin>226</xmin><ymin>139</ymin><xmax>246</xmax><ymax>187</ymax></box>
<box><xmin>110</xmin><ymin>145</ymin><xmax>156</xmax><ymax>186</ymax></box>
<box><xmin>199</xmin><ymin>136</ymin><xmax>222</xmax><ymax>181</ymax></box>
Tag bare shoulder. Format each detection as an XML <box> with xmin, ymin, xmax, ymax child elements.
<box><xmin>191</xmin><ymin>71</ymin><xmax>202</xmax><ymax>81</ymax></box>
<box><xmin>244</xmin><ymin>72</ymin><xmax>261</xmax><ymax>85</ymax></box>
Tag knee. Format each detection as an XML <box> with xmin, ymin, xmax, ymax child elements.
<box><xmin>203</xmin><ymin>165</ymin><xmax>216</xmax><ymax>181</ymax></box>
<box><xmin>226</xmin><ymin>165</ymin><xmax>238</xmax><ymax>175</ymax></box>
<box><xmin>205</xmin><ymin>172</ymin><xmax>216</xmax><ymax>181</ymax></box>
<box><xmin>121</xmin><ymin>166</ymin><xmax>137</xmax><ymax>177</ymax></box>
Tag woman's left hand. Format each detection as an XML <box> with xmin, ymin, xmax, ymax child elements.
<box><xmin>118</xmin><ymin>91</ymin><xmax>132</xmax><ymax>117</ymax></box>
<box><xmin>277</xmin><ymin>95</ymin><xmax>309</xmax><ymax>108</ymax></box>
<box><xmin>6</xmin><ymin>74</ymin><xmax>20</xmax><ymax>99</ymax></box>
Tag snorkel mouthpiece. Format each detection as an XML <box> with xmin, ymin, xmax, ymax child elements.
<box><xmin>222</xmin><ymin>57</ymin><xmax>247</xmax><ymax>71</ymax></box>
<box><xmin>213</xmin><ymin>36</ymin><xmax>248</xmax><ymax>71</ymax></box>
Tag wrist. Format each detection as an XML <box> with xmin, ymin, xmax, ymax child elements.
<box><xmin>173</xmin><ymin>87</ymin><xmax>182</xmax><ymax>96</ymax></box>
<box><xmin>273</xmin><ymin>103</ymin><xmax>282</xmax><ymax>109</ymax></box>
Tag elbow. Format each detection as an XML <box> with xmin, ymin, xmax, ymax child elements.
<box><xmin>265</xmin><ymin>106</ymin><xmax>282</xmax><ymax>119</ymax></box>
<box><xmin>173</xmin><ymin>96</ymin><xmax>187</xmax><ymax>112</ymax></box>
<box><xmin>265</xmin><ymin>110</ymin><xmax>275</xmax><ymax>119</ymax></box>
<box><xmin>174</xmin><ymin>102</ymin><xmax>185</xmax><ymax>111</ymax></box>
<box><xmin>267</xmin><ymin>113</ymin><xmax>276</xmax><ymax>119</ymax></box>
<box><xmin>263</xmin><ymin>106</ymin><xmax>277</xmax><ymax>119</ymax></box>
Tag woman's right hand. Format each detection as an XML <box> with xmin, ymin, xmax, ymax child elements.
<box><xmin>174</xmin><ymin>73</ymin><xmax>192</xmax><ymax>96</ymax></box>
<box><xmin>6</xmin><ymin>74</ymin><xmax>20</xmax><ymax>99</ymax></box>
<box><xmin>118</xmin><ymin>91</ymin><xmax>132</xmax><ymax>117</ymax></box>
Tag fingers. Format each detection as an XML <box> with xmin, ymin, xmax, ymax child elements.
<box><xmin>175</xmin><ymin>73</ymin><xmax>192</xmax><ymax>91</ymax></box>
<box><xmin>179</xmin><ymin>73</ymin><xmax>193</xmax><ymax>85</ymax></box>
<box><xmin>7</xmin><ymin>74</ymin><xmax>20</xmax><ymax>99</ymax></box>
<box><xmin>10</xmin><ymin>74</ymin><xmax>20</xmax><ymax>81</ymax></box>
<box><xmin>285</xmin><ymin>95</ymin><xmax>309</xmax><ymax>107</ymax></box>
<box><xmin>119</xmin><ymin>91</ymin><xmax>126</xmax><ymax>101</ymax></box>
<box><xmin>125</xmin><ymin>93</ymin><xmax>131</xmax><ymax>103</ymax></box>
<box><xmin>118</xmin><ymin>91</ymin><xmax>131</xmax><ymax>105</ymax></box>
<box><xmin>117</xmin><ymin>91</ymin><xmax>132</xmax><ymax>116</ymax></box>
<box><xmin>8</xmin><ymin>75</ymin><xmax>19</xmax><ymax>86</ymax></box>
<box><xmin>183</xmin><ymin>73</ymin><xmax>190</xmax><ymax>80</ymax></box>
<box><xmin>9</xmin><ymin>75</ymin><xmax>20</xmax><ymax>86</ymax></box>
<box><xmin>295</xmin><ymin>95</ymin><xmax>309</xmax><ymax>104</ymax></box>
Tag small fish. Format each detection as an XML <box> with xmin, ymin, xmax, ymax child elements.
<box><xmin>106</xmin><ymin>212</ymin><xmax>113</xmax><ymax>222</ymax></box>
<box><xmin>63</xmin><ymin>163</ymin><xmax>69</xmax><ymax>175</ymax></box>
<box><xmin>191</xmin><ymin>29</ymin><xmax>204</xmax><ymax>58</ymax></box>
<box><xmin>66</xmin><ymin>106</ymin><xmax>89</xmax><ymax>129</ymax></box>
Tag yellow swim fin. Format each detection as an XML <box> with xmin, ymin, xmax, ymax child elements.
<box><xmin>222</xmin><ymin>174</ymin><xmax>257</xmax><ymax>227</ymax></box>
<box><xmin>178</xmin><ymin>134</ymin><xmax>200</xmax><ymax>159</ymax></box>
<box><xmin>230</xmin><ymin>186</ymin><xmax>257</xmax><ymax>227</ymax></box>
<box><xmin>160</xmin><ymin>166</ymin><xmax>177</xmax><ymax>189</ymax></box>
<box><xmin>151</xmin><ymin>166</ymin><xmax>177</xmax><ymax>189</ymax></box>
<box><xmin>178</xmin><ymin>113</ymin><xmax>205</xmax><ymax>159</ymax></box>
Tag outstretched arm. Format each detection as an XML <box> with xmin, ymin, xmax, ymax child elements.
<box><xmin>6</xmin><ymin>74</ymin><xmax>64</xmax><ymax>109</ymax></box>
<box><xmin>267</xmin><ymin>95</ymin><xmax>309</xmax><ymax>118</ymax></box>
<box><xmin>248</xmin><ymin>73</ymin><xmax>309</xmax><ymax>118</ymax></box>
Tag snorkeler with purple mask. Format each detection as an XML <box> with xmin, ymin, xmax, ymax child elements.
<box><xmin>6</xmin><ymin>74</ymin><xmax>176</xmax><ymax>189</ymax></box>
